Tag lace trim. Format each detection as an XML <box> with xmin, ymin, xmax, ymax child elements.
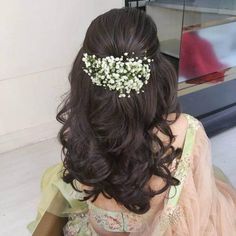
<box><xmin>88</xmin><ymin>201</ymin><xmax>144</xmax><ymax>232</ymax></box>
<box><xmin>158</xmin><ymin>114</ymin><xmax>200</xmax><ymax>235</ymax></box>
<box><xmin>159</xmin><ymin>205</ymin><xmax>183</xmax><ymax>229</ymax></box>
<box><xmin>63</xmin><ymin>212</ymin><xmax>98</xmax><ymax>236</ymax></box>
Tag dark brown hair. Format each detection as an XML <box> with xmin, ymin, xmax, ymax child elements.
<box><xmin>56</xmin><ymin>7</ymin><xmax>181</xmax><ymax>214</ymax></box>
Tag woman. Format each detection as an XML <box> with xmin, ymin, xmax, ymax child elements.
<box><xmin>28</xmin><ymin>8</ymin><xmax>236</xmax><ymax>235</ymax></box>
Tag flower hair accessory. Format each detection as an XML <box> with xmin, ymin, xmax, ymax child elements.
<box><xmin>82</xmin><ymin>52</ymin><xmax>154</xmax><ymax>97</ymax></box>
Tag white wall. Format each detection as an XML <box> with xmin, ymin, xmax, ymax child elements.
<box><xmin>0</xmin><ymin>0</ymin><xmax>124</xmax><ymax>153</ymax></box>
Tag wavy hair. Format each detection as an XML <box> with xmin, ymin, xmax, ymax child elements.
<box><xmin>56</xmin><ymin>8</ymin><xmax>182</xmax><ymax>214</ymax></box>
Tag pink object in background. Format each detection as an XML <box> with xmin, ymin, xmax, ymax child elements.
<box><xmin>179</xmin><ymin>31</ymin><xmax>226</xmax><ymax>84</ymax></box>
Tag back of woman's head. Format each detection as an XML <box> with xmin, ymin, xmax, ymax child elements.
<box><xmin>57</xmin><ymin>7</ymin><xmax>181</xmax><ymax>214</ymax></box>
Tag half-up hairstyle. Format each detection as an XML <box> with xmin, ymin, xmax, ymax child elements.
<box><xmin>56</xmin><ymin>7</ymin><xmax>181</xmax><ymax>214</ymax></box>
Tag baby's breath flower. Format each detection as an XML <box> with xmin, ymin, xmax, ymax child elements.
<box><xmin>82</xmin><ymin>52</ymin><xmax>153</xmax><ymax>97</ymax></box>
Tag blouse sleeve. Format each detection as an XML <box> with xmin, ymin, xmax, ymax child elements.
<box><xmin>27</xmin><ymin>163</ymin><xmax>88</xmax><ymax>235</ymax></box>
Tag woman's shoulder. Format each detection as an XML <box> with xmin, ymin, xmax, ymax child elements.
<box><xmin>168</xmin><ymin>113</ymin><xmax>189</xmax><ymax>130</ymax></box>
<box><xmin>168</xmin><ymin>113</ymin><xmax>202</xmax><ymax>134</ymax></box>
<box><xmin>169</xmin><ymin>112</ymin><xmax>200</xmax><ymax>126</ymax></box>
<box><xmin>162</xmin><ymin>113</ymin><xmax>191</xmax><ymax>149</ymax></box>
<box><xmin>182</xmin><ymin>113</ymin><xmax>202</xmax><ymax>127</ymax></box>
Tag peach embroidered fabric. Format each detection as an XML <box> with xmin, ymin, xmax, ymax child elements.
<box><xmin>133</xmin><ymin>115</ymin><xmax>236</xmax><ymax>236</ymax></box>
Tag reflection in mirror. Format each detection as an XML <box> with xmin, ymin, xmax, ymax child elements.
<box><xmin>146</xmin><ymin>0</ymin><xmax>236</xmax><ymax>133</ymax></box>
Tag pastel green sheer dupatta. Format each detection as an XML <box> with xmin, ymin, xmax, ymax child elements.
<box><xmin>27</xmin><ymin>163</ymin><xmax>88</xmax><ymax>235</ymax></box>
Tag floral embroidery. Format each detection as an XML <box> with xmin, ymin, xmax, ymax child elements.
<box><xmin>63</xmin><ymin>212</ymin><xmax>95</xmax><ymax>236</ymax></box>
<box><xmin>64</xmin><ymin>208</ymin><xmax>144</xmax><ymax>235</ymax></box>
<box><xmin>159</xmin><ymin>205</ymin><xmax>183</xmax><ymax>233</ymax></box>
<box><xmin>123</xmin><ymin>212</ymin><xmax>144</xmax><ymax>232</ymax></box>
<box><xmin>185</xmin><ymin>114</ymin><xmax>201</xmax><ymax>131</ymax></box>
<box><xmin>158</xmin><ymin>114</ymin><xmax>199</xmax><ymax>235</ymax></box>
<box><xmin>88</xmin><ymin>201</ymin><xmax>144</xmax><ymax>232</ymax></box>
<box><xmin>89</xmin><ymin>211</ymin><xmax>123</xmax><ymax>232</ymax></box>
<box><xmin>174</xmin><ymin>153</ymin><xmax>191</xmax><ymax>183</ymax></box>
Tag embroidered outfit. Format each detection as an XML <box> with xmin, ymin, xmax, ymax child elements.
<box><xmin>27</xmin><ymin>114</ymin><xmax>236</xmax><ymax>235</ymax></box>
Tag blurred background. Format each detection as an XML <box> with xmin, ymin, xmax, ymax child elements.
<box><xmin>0</xmin><ymin>0</ymin><xmax>235</xmax><ymax>235</ymax></box>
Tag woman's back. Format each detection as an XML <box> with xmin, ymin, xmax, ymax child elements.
<box><xmin>80</xmin><ymin>113</ymin><xmax>188</xmax><ymax>235</ymax></box>
<box><xmin>82</xmin><ymin>113</ymin><xmax>188</xmax><ymax>205</ymax></box>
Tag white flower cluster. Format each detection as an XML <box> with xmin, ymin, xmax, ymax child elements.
<box><xmin>82</xmin><ymin>52</ymin><xmax>154</xmax><ymax>97</ymax></box>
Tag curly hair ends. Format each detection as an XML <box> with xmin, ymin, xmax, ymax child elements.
<box><xmin>56</xmin><ymin>8</ymin><xmax>182</xmax><ymax>214</ymax></box>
